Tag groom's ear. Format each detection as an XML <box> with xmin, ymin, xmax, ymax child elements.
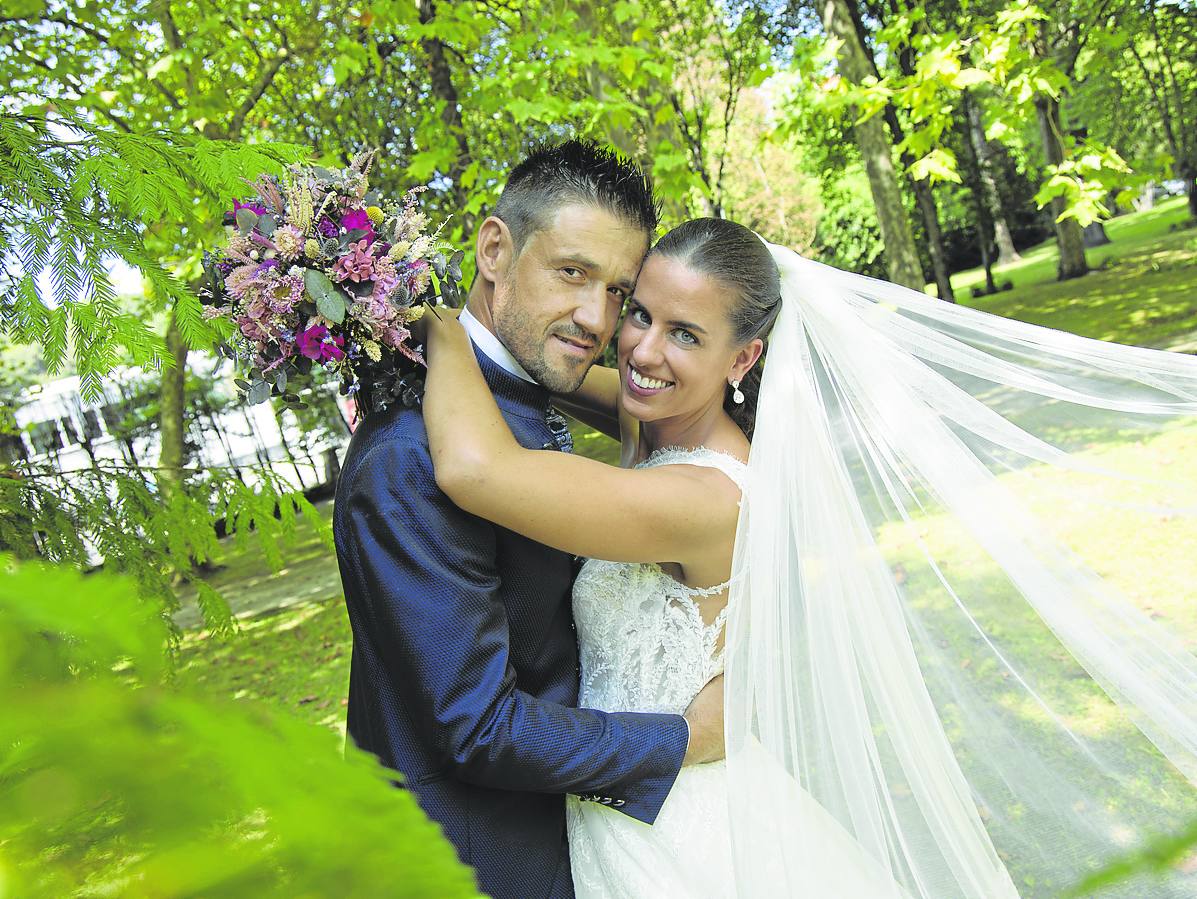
<box><xmin>476</xmin><ymin>216</ymin><xmax>515</xmax><ymax>286</ymax></box>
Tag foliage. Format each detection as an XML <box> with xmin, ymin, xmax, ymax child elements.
<box><xmin>0</xmin><ymin>113</ymin><xmax>308</xmax><ymax>399</ymax></box>
<box><xmin>1065</xmin><ymin>818</ymin><xmax>1197</xmax><ymax>896</ymax></box>
<box><xmin>811</xmin><ymin>165</ymin><xmax>888</xmax><ymax>277</ymax></box>
<box><xmin>0</xmin><ymin>557</ymin><xmax>479</xmax><ymax>897</ymax></box>
<box><xmin>0</xmin><ymin>449</ymin><xmax>331</xmax><ymax>649</ymax></box>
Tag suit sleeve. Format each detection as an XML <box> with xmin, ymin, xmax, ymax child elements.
<box><xmin>339</xmin><ymin>436</ymin><xmax>689</xmax><ymax>824</ymax></box>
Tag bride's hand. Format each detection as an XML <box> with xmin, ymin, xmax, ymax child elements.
<box><xmin>413</xmin><ymin>303</ymin><xmax>463</xmax><ymax>350</ymax></box>
<box><xmin>682</xmin><ymin>674</ymin><xmax>725</xmax><ymax>766</ymax></box>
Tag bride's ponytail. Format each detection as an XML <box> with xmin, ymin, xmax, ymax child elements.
<box><xmin>651</xmin><ymin>218</ymin><xmax>782</xmax><ymax>441</ymax></box>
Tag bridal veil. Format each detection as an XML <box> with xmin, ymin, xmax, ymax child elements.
<box><xmin>725</xmin><ymin>244</ymin><xmax>1197</xmax><ymax>896</ymax></box>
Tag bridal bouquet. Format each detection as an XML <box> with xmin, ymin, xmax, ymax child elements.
<box><xmin>200</xmin><ymin>149</ymin><xmax>464</xmax><ymax>413</ymax></box>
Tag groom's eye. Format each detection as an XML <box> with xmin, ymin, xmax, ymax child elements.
<box><xmin>561</xmin><ymin>266</ymin><xmax>583</xmax><ymax>279</ymax></box>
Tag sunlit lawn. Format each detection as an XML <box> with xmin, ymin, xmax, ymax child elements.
<box><xmin>946</xmin><ymin>197</ymin><xmax>1197</xmax><ymax>349</ymax></box>
<box><xmin>178</xmin><ymin>197</ymin><xmax>1197</xmax><ymax>777</ymax></box>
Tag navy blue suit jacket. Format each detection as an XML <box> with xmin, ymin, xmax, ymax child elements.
<box><xmin>334</xmin><ymin>348</ymin><xmax>689</xmax><ymax>899</ymax></box>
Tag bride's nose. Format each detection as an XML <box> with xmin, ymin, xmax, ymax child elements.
<box><xmin>630</xmin><ymin>328</ymin><xmax>665</xmax><ymax>369</ymax></box>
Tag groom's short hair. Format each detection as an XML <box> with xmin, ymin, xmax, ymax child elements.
<box><xmin>494</xmin><ymin>139</ymin><xmax>659</xmax><ymax>254</ymax></box>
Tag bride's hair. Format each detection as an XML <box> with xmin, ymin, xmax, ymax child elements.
<box><xmin>651</xmin><ymin>218</ymin><xmax>781</xmax><ymax>439</ymax></box>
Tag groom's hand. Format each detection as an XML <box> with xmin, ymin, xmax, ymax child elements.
<box><xmin>682</xmin><ymin>674</ymin><xmax>725</xmax><ymax>766</ymax></box>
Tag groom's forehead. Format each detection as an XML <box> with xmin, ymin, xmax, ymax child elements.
<box><xmin>533</xmin><ymin>205</ymin><xmax>648</xmax><ymax>267</ymax></box>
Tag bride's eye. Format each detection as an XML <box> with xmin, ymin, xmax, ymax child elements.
<box><xmin>674</xmin><ymin>329</ymin><xmax>698</xmax><ymax>346</ymax></box>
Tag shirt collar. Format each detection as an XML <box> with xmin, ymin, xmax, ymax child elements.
<box><xmin>459</xmin><ymin>306</ymin><xmax>537</xmax><ymax>385</ymax></box>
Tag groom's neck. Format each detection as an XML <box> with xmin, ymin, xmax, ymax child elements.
<box><xmin>465</xmin><ymin>281</ymin><xmax>499</xmax><ymax>337</ymax></box>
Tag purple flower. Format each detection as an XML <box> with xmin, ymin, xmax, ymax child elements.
<box><xmin>340</xmin><ymin>208</ymin><xmax>376</xmax><ymax>244</ymax></box>
<box><xmin>295</xmin><ymin>323</ymin><xmax>345</xmax><ymax>363</ymax></box>
<box><xmin>317</xmin><ymin>216</ymin><xmax>339</xmax><ymax>238</ymax></box>
<box><xmin>232</xmin><ymin>198</ymin><xmax>268</xmax><ymax>216</ymax></box>
<box><xmin>256</xmin><ymin>258</ymin><xmax>280</xmax><ymax>273</ymax></box>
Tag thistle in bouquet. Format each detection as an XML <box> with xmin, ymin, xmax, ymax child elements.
<box><xmin>199</xmin><ymin>148</ymin><xmax>465</xmax><ymax>413</ymax></box>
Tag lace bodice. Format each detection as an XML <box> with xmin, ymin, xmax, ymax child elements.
<box><xmin>571</xmin><ymin>446</ymin><xmax>747</xmax><ymax>716</ymax></box>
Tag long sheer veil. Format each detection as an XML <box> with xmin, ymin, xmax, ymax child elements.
<box><xmin>724</xmin><ymin>243</ymin><xmax>1197</xmax><ymax>897</ymax></box>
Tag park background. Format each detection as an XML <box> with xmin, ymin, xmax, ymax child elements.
<box><xmin>1</xmin><ymin>0</ymin><xmax>1195</xmax><ymax>895</ymax></box>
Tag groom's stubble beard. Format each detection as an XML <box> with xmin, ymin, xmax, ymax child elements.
<box><xmin>492</xmin><ymin>270</ymin><xmax>605</xmax><ymax>394</ymax></box>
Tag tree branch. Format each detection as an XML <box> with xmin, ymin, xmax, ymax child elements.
<box><xmin>227</xmin><ymin>52</ymin><xmax>289</xmax><ymax>141</ymax></box>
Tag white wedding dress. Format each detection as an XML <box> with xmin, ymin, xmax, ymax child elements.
<box><xmin>566</xmin><ymin>445</ymin><xmax>742</xmax><ymax>899</ymax></box>
<box><xmin>566</xmin><ymin>445</ymin><xmax>923</xmax><ymax>899</ymax></box>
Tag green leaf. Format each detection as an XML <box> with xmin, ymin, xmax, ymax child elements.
<box><xmin>235</xmin><ymin>207</ymin><xmax>258</xmax><ymax>235</ymax></box>
<box><xmin>304</xmin><ymin>269</ymin><xmax>346</xmax><ymax>324</ymax></box>
<box><xmin>909</xmin><ymin>149</ymin><xmax>961</xmax><ymax>184</ymax></box>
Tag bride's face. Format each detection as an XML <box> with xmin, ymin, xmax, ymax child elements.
<box><xmin>616</xmin><ymin>253</ymin><xmax>758</xmax><ymax>424</ymax></box>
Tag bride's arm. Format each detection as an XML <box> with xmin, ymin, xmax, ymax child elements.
<box><xmin>550</xmin><ymin>365</ymin><xmax>621</xmax><ymax>441</ymax></box>
<box><xmin>422</xmin><ymin>314</ymin><xmax>739</xmax><ymax>564</ymax></box>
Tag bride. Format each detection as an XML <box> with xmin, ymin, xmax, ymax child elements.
<box><xmin>420</xmin><ymin>217</ymin><xmax>1197</xmax><ymax>897</ymax></box>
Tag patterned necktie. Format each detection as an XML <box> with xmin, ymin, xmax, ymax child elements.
<box><xmin>544</xmin><ymin>406</ymin><xmax>574</xmax><ymax>454</ymax></box>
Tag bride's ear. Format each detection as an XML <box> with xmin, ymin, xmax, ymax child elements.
<box><xmin>475</xmin><ymin>216</ymin><xmax>515</xmax><ymax>285</ymax></box>
<box><xmin>729</xmin><ymin>338</ymin><xmax>764</xmax><ymax>382</ymax></box>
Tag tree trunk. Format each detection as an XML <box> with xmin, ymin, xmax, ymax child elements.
<box><xmin>910</xmin><ymin>169</ymin><xmax>954</xmax><ymax>302</ymax></box>
<box><xmin>1082</xmin><ymin>221</ymin><xmax>1111</xmax><ymax>247</ymax></box>
<box><xmin>1034</xmin><ymin>95</ymin><xmax>1088</xmax><ymax>280</ymax></box>
<box><xmin>418</xmin><ymin>0</ymin><xmax>472</xmax><ymax>221</ymax></box>
<box><xmin>1188</xmin><ymin>170</ymin><xmax>1197</xmax><ymax>220</ymax></box>
<box><xmin>964</xmin><ymin>91</ymin><xmax>1020</xmax><ymax>265</ymax></box>
<box><xmin>822</xmin><ymin>0</ymin><xmax>924</xmax><ymax>290</ymax></box>
<box><xmin>157</xmin><ymin>309</ymin><xmax>188</xmax><ymax>496</ymax></box>
<box><xmin>955</xmin><ymin>106</ymin><xmax>998</xmax><ymax>295</ymax></box>
<box><xmin>874</xmin><ymin>42</ymin><xmax>954</xmax><ymax>300</ymax></box>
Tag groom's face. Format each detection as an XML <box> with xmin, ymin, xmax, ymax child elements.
<box><xmin>492</xmin><ymin>203</ymin><xmax>648</xmax><ymax>392</ymax></box>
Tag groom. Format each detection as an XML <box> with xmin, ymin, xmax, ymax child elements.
<box><xmin>334</xmin><ymin>140</ymin><xmax>723</xmax><ymax>899</ymax></box>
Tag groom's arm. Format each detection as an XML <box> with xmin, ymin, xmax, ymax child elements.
<box><xmin>342</xmin><ymin>436</ymin><xmax>690</xmax><ymax>825</ymax></box>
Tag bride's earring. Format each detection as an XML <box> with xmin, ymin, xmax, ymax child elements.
<box><xmin>730</xmin><ymin>379</ymin><xmax>745</xmax><ymax>404</ymax></box>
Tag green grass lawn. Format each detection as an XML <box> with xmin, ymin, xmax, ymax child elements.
<box><xmin>177</xmin><ymin>197</ymin><xmax>1197</xmax><ymax>769</ymax></box>
<box><xmin>946</xmin><ymin>197</ymin><xmax>1197</xmax><ymax>349</ymax></box>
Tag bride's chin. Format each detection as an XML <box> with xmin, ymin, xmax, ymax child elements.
<box><xmin>619</xmin><ymin>393</ymin><xmax>660</xmax><ymax>422</ymax></box>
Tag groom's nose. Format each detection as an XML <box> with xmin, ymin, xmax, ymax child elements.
<box><xmin>571</xmin><ymin>283</ymin><xmax>615</xmax><ymax>339</ymax></box>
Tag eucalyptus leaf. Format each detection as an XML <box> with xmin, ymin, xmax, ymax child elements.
<box><xmin>304</xmin><ymin>269</ymin><xmax>347</xmax><ymax>324</ymax></box>
<box><xmin>432</xmin><ymin>252</ymin><xmax>447</xmax><ymax>279</ymax></box>
<box><xmin>234</xmin><ymin>378</ymin><xmax>251</xmax><ymax>391</ymax></box>
<box><xmin>447</xmin><ymin>249</ymin><xmax>464</xmax><ymax>282</ymax></box>
<box><xmin>257</xmin><ymin>214</ymin><xmax>276</xmax><ymax>237</ymax></box>
<box><xmin>274</xmin><ymin>369</ymin><xmax>287</xmax><ymax>393</ymax></box>
<box><xmin>235</xmin><ymin>208</ymin><xmax>258</xmax><ymax>235</ymax></box>
<box><xmin>344</xmin><ymin>228</ymin><xmax>368</xmax><ymax>243</ymax></box>
<box><xmin>247</xmin><ymin>381</ymin><xmax>271</xmax><ymax>405</ymax></box>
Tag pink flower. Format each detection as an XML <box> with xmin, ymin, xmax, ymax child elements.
<box><xmin>341</xmin><ymin>208</ymin><xmax>376</xmax><ymax>244</ymax></box>
<box><xmin>295</xmin><ymin>323</ymin><xmax>345</xmax><ymax>363</ymax></box>
<box><xmin>334</xmin><ymin>240</ymin><xmax>376</xmax><ymax>283</ymax></box>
